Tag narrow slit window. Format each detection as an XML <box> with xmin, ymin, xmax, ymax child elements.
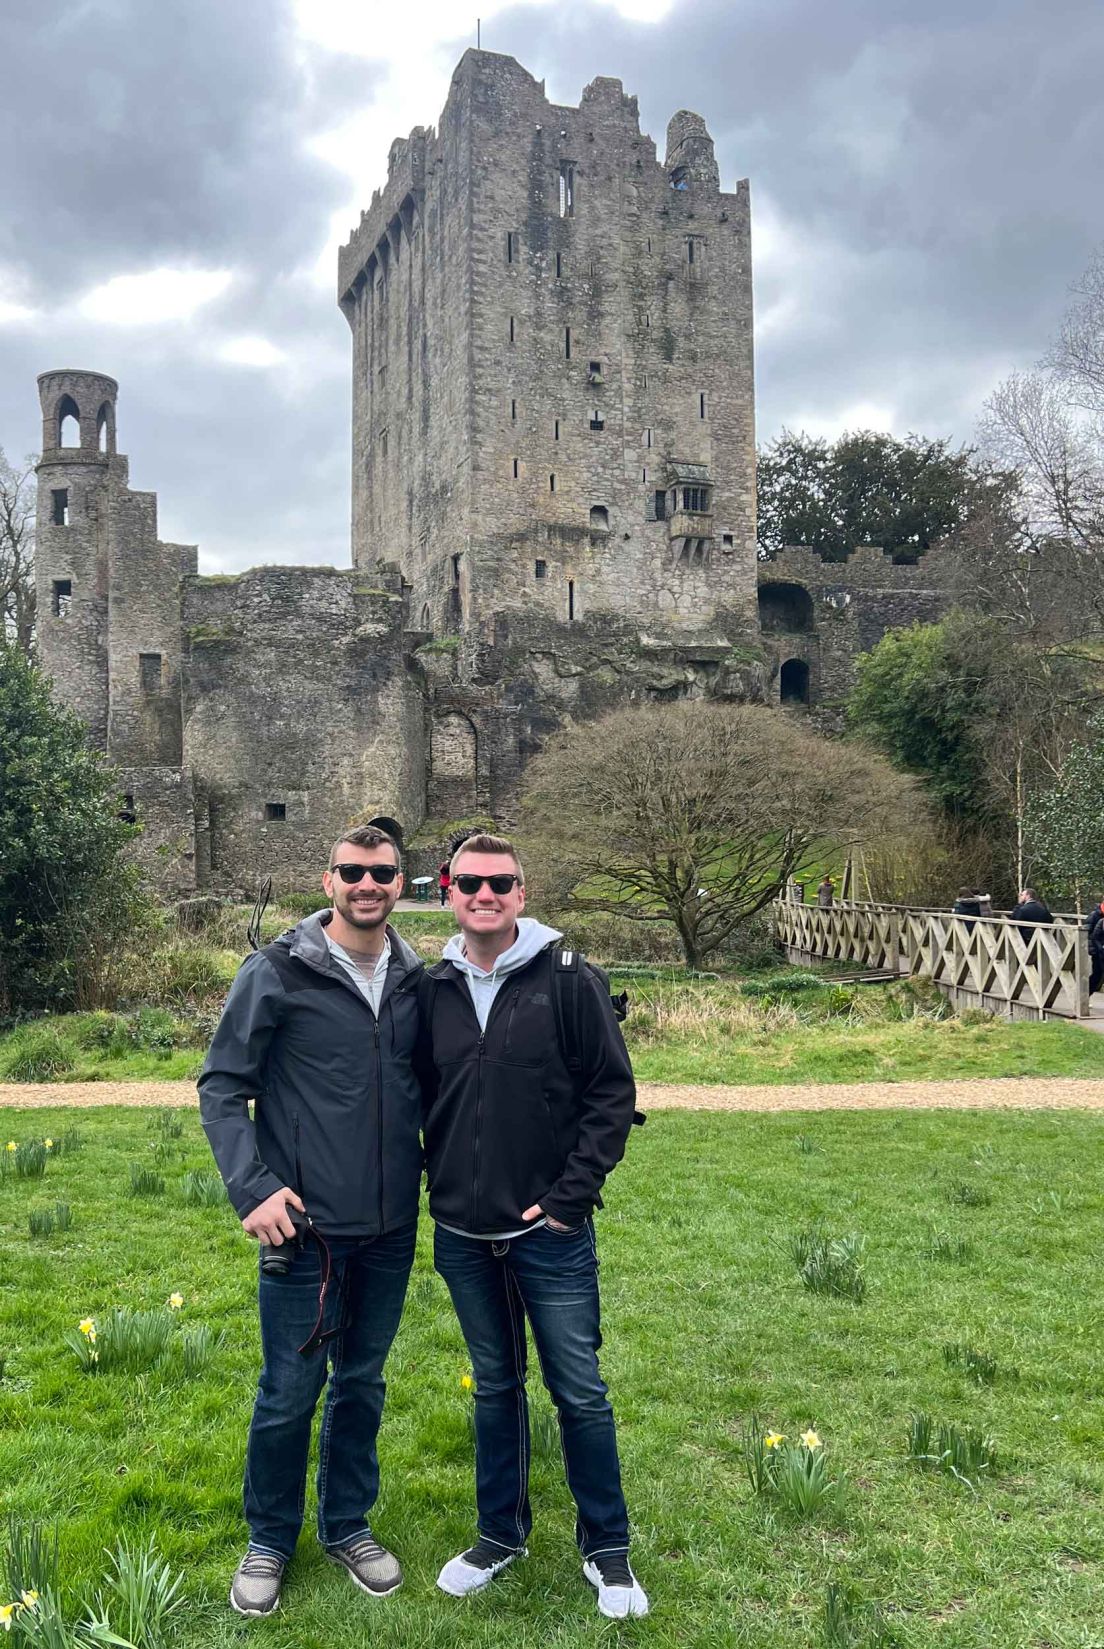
<box><xmin>512</xmin><ymin>457</ymin><xmax>519</xmax><ymax>479</ymax></box>
<box><xmin>688</xmin><ymin>238</ymin><xmax>695</xmax><ymax>264</ymax></box>
<box><xmin>380</xmin><ymin>428</ymin><xmax>388</xmax><ymax>457</ymax></box>
<box><xmin>645</xmin><ymin>428</ymin><xmax>652</xmax><ymax>448</ymax></box>
<box><xmin>642</xmin><ymin>467</ymin><xmax>647</xmax><ymax>483</ymax></box>
<box><xmin>506</xmin><ymin>231</ymin><xmax>516</xmax><ymax>263</ymax></box>
<box><xmin>139</xmin><ymin>652</ymin><xmax>162</xmax><ymax>692</ymax></box>
<box><xmin>568</xmin><ymin>579</ymin><xmax>575</xmax><ymax>620</ymax></box>
<box><xmin>52</xmin><ymin>578</ymin><xmax>72</xmax><ymax>618</ymax></box>
<box><xmin>265</xmin><ymin>802</ymin><xmax>286</xmax><ymax>822</ymax></box>
<box><xmin>451</xmin><ymin>553</ymin><xmax>461</xmax><ymax>585</ymax></box>
<box><xmin>559</xmin><ymin>163</ymin><xmax>575</xmax><ymax>218</ymax></box>
<box><xmin>535</xmin><ymin>559</ymin><xmax>547</xmax><ymax>580</ymax></box>
<box><xmin>554</xmin><ymin>418</ymin><xmax>560</xmax><ymax>441</ymax></box>
<box><xmin>556</xmin><ymin>252</ymin><xmax>563</xmax><ymax>278</ymax></box>
<box><xmin>565</xmin><ymin>326</ymin><xmax>571</xmax><ymax>359</ymax></box>
<box><xmin>654</xmin><ymin>489</ymin><xmax>667</xmax><ymax>521</ymax></box>
<box><xmin>118</xmin><ymin>793</ymin><xmax>137</xmax><ymax>824</ymax></box>
<box><xmin>549</xmin><ymin>473</ymin><xmax>556</xmax><ymax>493</ymax></box>
<box><xmin>509</xmin><ymin>315</ymin><xmax>515</xmax><ymax>343</ymax></box>
<box><xmin>700</xmin><ymin>392</ymin><xmax>707</xmax><ymax>419</ymax></box>
<box><xmin>51</xmin><ymin>488</ymin><xmax>69</xmax><ymax>526</ymax></box>
<box><xmin>590</xmin><ymin>409</ymin><xmax>604</xmax><ymax>431</ymax></box>
<box><xmin>511</xmin><ymin>398</ymin><xmax>517</xmax><ymax>421</ymax></box>
<box><xmin>644</xmin><ymin>312</ymin><xmax>650</xmax><ymax>328</ymax></box>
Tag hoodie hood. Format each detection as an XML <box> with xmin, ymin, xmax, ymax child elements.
<box><xmin>443</xmin><ymin>916</ymin><xmax>563</xmax><ymax>979</ymax></box>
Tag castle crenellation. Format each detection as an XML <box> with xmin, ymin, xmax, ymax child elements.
<box><xmin>34</xmin><ymin>50</ymin><xmax>955</xmax><ymax>893</ymax></box>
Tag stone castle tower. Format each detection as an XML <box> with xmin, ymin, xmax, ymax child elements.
<box><xmin>339</xmin><ymin>51</ymin><xmax>757</xmax><ymax>655</ymax></box>
<box><xmin>33</xmin><ymin>51</ymin><xmax>953</xmax><ymax>893</ymax></box>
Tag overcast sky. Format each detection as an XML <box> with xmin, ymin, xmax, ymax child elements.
<box><xmin>1</xmin><ymin>0</ymin><xmax>1100</xmax><ymax>572</ymax></box>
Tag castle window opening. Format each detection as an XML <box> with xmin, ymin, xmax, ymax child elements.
<box><xmin>451</xmin><ymin>553</ymin><xmax>461</xmax><ymax>585</ymax></box>
<box><xmin>535</xmin><ymin>559</ymin><xmax>547</xmax><ymax>579</ymax></box>
<box><xmin>512</xmin><ymin>457</ymin><xmax>519</xmax><ymax>478</ymax></box>
<box><xmin>687</xmin><ymin>238</ymin><xmax>694</xmax><ymax>263</ymax></box>
<box><xmin>654</xmin><ymin>488</ymin><xmax>668</xmax><ymax>520</ymax></box>
<box><xmin>670</xmin><ymin>166</ymin><xmax>688</xmax><ymax>190</ymax></box>
<box><xmin>645</xmin><ymin>428</ymin><xmax>652</xmax><ymax>448</ymax></box>
<box><xmin>509</xmin><ymin>315</ymin><xmax>515</xmax><ymax>343</ymax></box>
<box><xmin>590</xmin><ymin>409</ymin><xmax>604</xmax><ymax>431</ymax></box>
<box><xmin>722</xmin><ymin>533</ymin><xmax>734</xmax><ymax>550</ymax></box>
<box><xmin>556</xmin><ymin>252</ymin><xmax>563</xmax><ymax>278</ymax></box>
<box><xmin>380</xmin><ymin>428</ymin><xmax>388</xmax><ymax>457</ymax></box>
<box><xmin>699</xmin><ymin>392</ymin><xmax>707</xmax><ymax>419</ymax></box>
<box><xmin>57</xmin><ymin>396</ymin><xmax>80</xmax><ymax>448</ymax></box>
<box><xmin>554</xmin><ymin>418</ymin><xmax>560</xmax><ymax>441</ymax></box>
<box><xmin>590</xmin><ymin>505</ymin><xmax>609</xmax><ymax>530</ymax></box>
<box><xmin>646</xmin><ymin>237</ymin><xmax>652</xmax><ymax>252</ymax></box>
<box><xmin>118</xmin><ymin>793</ymin><xmax>137</xmax><ymax>825</ymax></box>
<box><xmin>644</xmin><ymin>312</ymin><xmax>650</xmax><ymax>328</ymax></box>
<box><xmin>643</xmin><ymin>372</ymin><xmax>648</xmax><ymax>389</ymax></box>
<box><xmin>265</xmin><ymin>802</ymin><xmax>287</xmax><ymax>822</ymax></box>
<box><xmin>759</xmin><ymin>582</ymin><xmax>815</xmax><ymax>634</ymax></box>
<box><xmin>588</xmin><ymin>360</ymin><xmax>602</xmax><ymax>381</ymax></box>
<box><xmin>96</xmin><ymin>404</ymin><xmax>110</xmax><ymax>452</ymax></box>
<box><xmin>568</xmin><ymin>579</ymin><xmax>575</xmax><ymax>620</ymax></box>
<box><xmin>681</xmin><ymin>486</ymin><xmax>709</xmax><ymax>513</ymax></box>
<box><xmin>549</xmin><ymin>473</ymin><xmax>556</xmax><ymax>492</ymax></box>
<box><xmin>565</xmin><ymin>327</ymin><xmax>571</xmax><ymax>359</ymax></box>
<box><xmin>559</xmin><ymin>163</ymin><xmax>575</xmax><ymax>218</ymax></box>
<box><xmin>506</xmin><ymin>231</ymin><xmax>516</xmax><ymax>264</ymax></box>
<box><xmin>780</xmin><ymin>658</ymin><xmax>810</xmax><ymax>705</ymax></box>
<box><xmin>52</xmin><ymin>579</ymin><xmax>72</xmax><ymax>618</ymax></box>
<box><xmin>139</xmin><ymin>653</ymin><xmax>162</xmax><ymax>692</ymax></box>
<box><xmin>642</xmin><ymin>467</ymin><xmax>647</xmax><ymax>483</ymax></box>
<box><xmin>51</xmin><ymin>488</ymin><xmax>69</xmax><ymax>526</ymax></box>
<box><xmin>511</xmin><ymin>398</ymin><xmax>517</xmax><ymax>421</ymax></box>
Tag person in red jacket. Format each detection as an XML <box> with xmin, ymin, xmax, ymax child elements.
<box><xmin>437</xmin><ymin>859</ymin><xmax>451</xmax><ymax>906</ymax></box>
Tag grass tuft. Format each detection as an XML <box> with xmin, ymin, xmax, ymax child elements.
<box><xmin>129</xmin><ymin>1163</ymin><xmax>166</xmax><ymax>1197</ymax></box>
<box><xmin>941</xmin><ymin>1341</ymin><xmax>1011</xmax><ymax>1385</ymax></box>
<box><xmin>788</xmin><ymin>1227</ymin><xmax>867</xmax><ymax>1302</ymax></box>
<box><xmin>925</xmin><ymin>1231</ymin><xmax>971</xmax><ymax>1263</ymax></box>
<box><xmin>907</xmin><ymin>1412</ymin><xmax>997</xmax><ymax>1490</ymax></box>
<box><xmin>179</xmin><ymin>1170</ymin><xmax>225</xmax><ymax>1208</ymax></box>
<box><xmin>14</xmin><ymin>1139</ymin><xmax>48</xmax><ymax>1179</ymax></box>
<box><xmin>949</xmin><ymin>1181</ymin><xmax>992</xmax><ymax>1207</ymax></box>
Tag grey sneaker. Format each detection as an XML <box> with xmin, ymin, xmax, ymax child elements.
<box><xmin>326</xmin><ymin>1531</ymin><xmax>403</xmax><ymax>1598</ymax></box>
<box><xmin>437</xmin><ymin>1536</ymin><xmax>526</xmax><ymax>1597</ymax></box>
<box><xmin>583</xmin><ymin>1552</ymin><xmax>649</xmax><ymax>1618</ymax></box>
<box><xmin>230</xmin><ymin>1548</ymin><xmax>286</xmax><ymax>1617</ymax></box>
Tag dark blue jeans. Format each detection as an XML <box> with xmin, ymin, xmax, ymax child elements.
<box><xmin>244</xmin><ymin>1224</ymin><xmax>416</xmax><ymax>1558</ymax></box>
<box><xmin>434</xmin><ymin>1220</ymin><xmax>630</xmax><ymax>1559</ymax></box>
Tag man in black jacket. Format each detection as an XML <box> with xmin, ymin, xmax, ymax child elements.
<box><xmin>1010</xmin><ymin>887</ymin><xmax>1054</xmax><ymax>944</ymax></box>
<box><xmin>199</xmin><ymin>825</ymin><xmax>423</xmax><ymax>1619</ymax></box>
<box><xmin>419</xmin><ymin>833</ymin><xmax>648</xmax><ymax>1620</ymax></box>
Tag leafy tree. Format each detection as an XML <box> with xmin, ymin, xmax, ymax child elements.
<box><xmin>517</xmin><ymin>702</ymin><xmax>913</xmax><ymax>969</ymax></box>
<box><xmin>0</xmin><ymin>642</ymin><xmax>148</xmax><ymax>1015</ymax></box>
<box><xmin>757</xmin><ymin>429</ymin><xmax>1006</xmax><ymax>563</ymax></box>
<box><xmin>0</xmin><ymin>447</ymin><xmax>35</xmax><ymax>655</ymax></box>
<box><xmin>1024</xmin><ymin>713</ymin><xmax>1104</xmax><ymax>907</ymax></box>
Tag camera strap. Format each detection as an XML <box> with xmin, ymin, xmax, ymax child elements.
<box><xmin>296</xmin><ymin>1228</ymin><xmax>347</xmax><ymax>1357</ymax></box>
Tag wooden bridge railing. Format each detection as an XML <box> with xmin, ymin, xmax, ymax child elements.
<box><xmin>773</xmin><ymin>900</ymin><xmax>1090</xmax><ymax>1021</ymax></box>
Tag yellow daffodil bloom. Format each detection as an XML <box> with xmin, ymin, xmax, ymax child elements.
<box><xmin>460</xmin><ymin>1374</ymin><xmax>474</xmax><ymax>1391</ymax></box>
<box><xmin>800</xmin><ymin>1429</ymin><xmax>822</xmax><ymax>1450</ymax></box>
<box><xmin>168</xmin><ymin>1293</ymin><xmax>184</xmax><ymax>1310</ymax></box>
<box><xmin>5</xmin><ymin>1142</ymin><xmax>15</xmax><ymax>1153</ymax></box>
<box><xmin>79</xmin><ymin>1317</ymin><xmax>95</xmax><ymax>1336</ymax></box>
<box><xmin>764</xmin><ymin>1431</ymin><xmax>785</xmax><ymax>1449</ymax></box>
<box><xmin>0</xmin><ymin>1603</ymin><xmax>16</xmax><ymax>1629</ymax></box>
<box><xmin>44</xmin><ymin>1139</ymin><xmax>53</xmax><ymax>1149</ymax></box>
<box><xmin>19</xmin><ymin>1592</ymin><xmax>38</xmax><ymax>1609</ymax></box>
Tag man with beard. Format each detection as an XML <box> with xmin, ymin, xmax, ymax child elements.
<box><xmin>199</xmin><ymin>825</ymin><xmax>424</xmax><ymax>1619</ymax></box>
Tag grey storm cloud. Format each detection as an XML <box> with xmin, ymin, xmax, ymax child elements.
<box><xmin>0</xmin><ymin>0</ymin><xmax>1101</xmax><ymax>571</ymax></box>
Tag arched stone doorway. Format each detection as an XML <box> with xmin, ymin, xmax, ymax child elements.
<box><xmin>780</xmin><ymin>658</ymin><xmax>810</xmax><ymax>704</ymax></box>
<box><xmin>759</xmin><ymin>581</ymin><xmax>814</xmax><ymax>633</ymax></box>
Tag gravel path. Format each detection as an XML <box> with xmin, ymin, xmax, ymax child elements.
<box><xmin>3</xmin><ymin>1078</ymin><xmax>1104</xmax><ymax>1111</ymax></box>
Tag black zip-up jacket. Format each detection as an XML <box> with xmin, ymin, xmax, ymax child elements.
<box><xmin>417</xmin><ymin>946</ymin><xmax>636</xmax><ymax>1233</ymax></box>
<box><xmin>198</xmin><ymin>912</ymin><xmax>424</xmax><ymax>1235</ymax></box>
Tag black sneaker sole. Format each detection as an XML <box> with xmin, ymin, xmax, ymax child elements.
<box><xmin>325</xmin><ymin>1552</ymin><xmax>403</xmax><ymax>1599</ymax></box>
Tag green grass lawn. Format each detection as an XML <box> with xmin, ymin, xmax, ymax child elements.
<box><xmin>1</xmin><ymin>1105</ymin><xmax>1103</xmax><ymax>1645</ymax></box>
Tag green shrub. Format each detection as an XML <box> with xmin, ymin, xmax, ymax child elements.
<box><xmin>0</xmin><ymin>1022</ymin><xmax>78</xmax><ymax>1081</ymax></box>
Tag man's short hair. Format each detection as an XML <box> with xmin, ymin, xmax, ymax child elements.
<box><xmin>450</xmin><ymin>832</ymin><xmax>524</xmax><ymax>884</ymax></box>
<box><xmin>1022</xmin><ymin>887</ymin><xmax>1038</xmax><ymax>901</ymax></box>
<box><xmin>329</xmin><ymin>824</ymin><xmax>401</xmax><ymax>869</ymax></box>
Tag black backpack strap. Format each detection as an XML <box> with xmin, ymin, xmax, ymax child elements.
<box><xmin>550</xmin><ymin>944</ymin><xmax>583</xmax><ymax>1076</ymax></box>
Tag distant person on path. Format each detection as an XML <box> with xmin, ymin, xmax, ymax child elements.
<box><xmin>952</xmin><ymin>886</ymin><xmax>982</xmax><ymax>933</ymax></box>
<box><xmin>816</xmin><ymin>876</ymin><xmax>835</xmax><ymax>909</ymax></box>
<box><xmin>1010</xmin><ymin>887</ymin><xmax>1053</xmax><ymax>945</ymax></box>
<box><xmin>1088</xmin><ymin>899</ymin><xmax>1104</xmax><ymax>994</ymax></box>
<box><xmin>438</xmin><ymin>859</ymin><xmax>451</xmax><ymax>906</ymax></box>
<box><xmin>417</xmin><ymin>832</ymin><xmax>648</xmax><ymax>1619</ymax></box>
<box><xmin>199</xmin><ymin>825</ymin><xmax>424</xmax><ymax>1620</ymax></box>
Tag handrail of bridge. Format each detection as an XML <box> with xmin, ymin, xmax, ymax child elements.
<box><xmin>773</xmin><ymin>898</ymin><xmax>1089</xmax><ymax>1021</ymax></box>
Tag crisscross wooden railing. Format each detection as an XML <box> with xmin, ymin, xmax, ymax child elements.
<box><xmin>773</xmin><ymin>900</ymin><xmax>1089</xmax><ymax>1021</ymax></box>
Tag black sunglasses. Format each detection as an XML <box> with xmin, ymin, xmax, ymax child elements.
<box><xmin>454</xmin><ymin>873</ymin><xmax>519</xmax><ymax>895</ymax></box>
<box><xmin>331</xmin><ymin>862</ymin><xmax>400</xmax><ymax>885</ymax></box>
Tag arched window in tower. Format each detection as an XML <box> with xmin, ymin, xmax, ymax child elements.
<box><xmin>589</xmin><ymin>505</ymin><xmax>609</xmax><ymax>531</ymax></box>
<box><xmin>780</xmin><ymin>658</ymin><xmax>810</xmax><ymax>705</ymax></box>
<box><xmin>57</xmin><ymin>395</ymin><xmax>80</xmax><ymax>448</ymax></box>
<box><xmin>96</xmin><ymin>403</ymin><xmax>113</xmax><ymax>454</ymax></box>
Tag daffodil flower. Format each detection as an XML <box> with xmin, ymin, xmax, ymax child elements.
<box><xmin>79</xmin><ymin>1317</ymin><xmax>96</xmax><ymax>1336</ymax></box>
<box><xmin>4</xmin><ymin>1142</ymin><xmax>15</xmax><ymax>1153</ymax></box>
<box><xmin>764</xmin><ymin>1431</ymin><xmax>785</xmax><ymax>1449</ymax></box>
<box><xmin>800</xmin><ymin>1428</ymin><xmax>822</xmax><ymax>1450</ymax></box>
<box><xmin>460</xmin><ymin>1374</ymin><xmax>474</xmax><ymax>1391</ymax></box>
<box><xmin>0</xmin><ymin>1603</ymin><xmax>16</xmax><ymax>1630</ymax></box>
<box><xmin>44</xmin><ymin>1139</ymin><xmax>54</xmax><ymax>1149</ymax></box>
<box><xmin>19</xmin><ymin>1591</ymin><xmax>38</xmax><ymax>1609</ymax></box>
<box><xmin>168</xmin><ymin>1293</ymin><xmax>184</xmax><ymax>1311</ymax></box>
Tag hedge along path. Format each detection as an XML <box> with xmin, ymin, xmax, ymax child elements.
<box><xmin>4</xmin><ymin>1078</ymin><xmax>1104</xmax><ymax>1111</ymax></box>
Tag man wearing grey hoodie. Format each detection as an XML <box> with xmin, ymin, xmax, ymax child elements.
<box><xmin>418</xmin><ymin>832</ymin><xmax>647</xmax><ymax>1620</ymax></box>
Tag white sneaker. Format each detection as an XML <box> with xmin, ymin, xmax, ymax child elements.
<box><xmin>436</xmin><ymin>1537</ymin><xmax>526</xmax><ymax>1597</ymax></box>
<box><xmin>583</xmin><ymin>1553</ymin><xmax>649</xmax><ymax>1618</ymax></box>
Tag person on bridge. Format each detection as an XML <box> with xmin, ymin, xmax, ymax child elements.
<box><xmin>1011</xmin><ymin>887</ymin><xmax>1053</xmax><ymax>944</ymax></box>
<box><xmin>1087</xmin><ymin>899</ymin><xmax>1104</xmax><ymax>994</ymax></box>
<box><xmin>952</xmin><ymin>887</ymin><xmax>982</xmax><ymax>933</ymax></box>
<box><xmin>816</xmin><ymin>876</ymin><xmax>835</xmax><ymax>909</ymax></box>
